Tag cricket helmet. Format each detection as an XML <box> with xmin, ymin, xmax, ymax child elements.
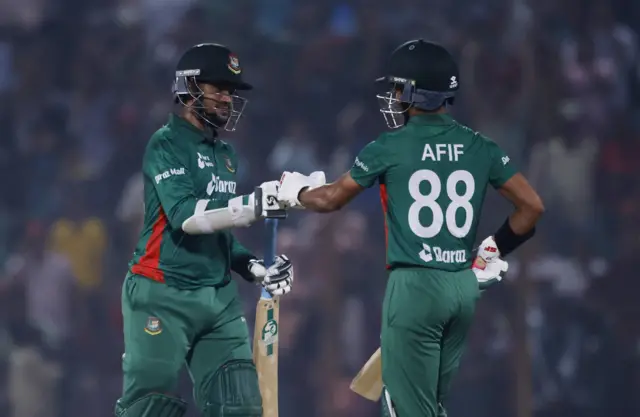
<box><xmin>376</xmin><ymin>39</ymin><xmax>459</xmax><ymax>128</ymax></box>
<box><xmin>173</xmin><ymin>43</ymin><xmax>252</xmax><ymax>131</ymax></box>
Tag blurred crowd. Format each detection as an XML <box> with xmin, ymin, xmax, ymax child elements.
<box><xmin>0</xmin><ymin>0</ymin><xmax>639</xmax><ymax>416</ymax></box>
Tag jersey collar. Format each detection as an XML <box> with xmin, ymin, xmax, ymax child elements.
<box><xmin>168</xmin><ymin>113</ymin><xmax>217</xmax><ymax>143</ymax></box>
<box><xmin>409</xmin><ymin>113</ymin><xmax>455</xmax><ymax>126</ymax></box>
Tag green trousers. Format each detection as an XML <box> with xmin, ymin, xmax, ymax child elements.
<box><xmin>117</xmin><ymin>274</ymin><xmax>253</xmax><ymax>412</ymax></box>
<box><xmin>381</xmin><ymin>267</ymin><xmax>479</xmax><ymax>417</ymax></box>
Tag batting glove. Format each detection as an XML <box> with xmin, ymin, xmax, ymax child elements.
<box><xmin>472</xmin><ymin>236</ymin><xmax>508</xmax><ymax>290</ymax></box>
<box><xmin>278</xmin><ymin>171</ymin><xmax>326</xmax><ymax>208</ymax></box>
<box><xmin>248</xmin><ymin>254</ymin><xmax>293</xmax><ymax>296</ymax></box>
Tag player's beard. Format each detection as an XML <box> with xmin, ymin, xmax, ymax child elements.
<box><xmin>196</xmin><ymin>95</ymin><xmax>246</xmax><ymax>132</ymax></box>
<box><xmin>203</xmin><ymin>108</ymin><xmax>229</xmax><ymax>128</ymax></box>
<box><xmin>191</xmin><ymin>99</ymin><xmax>229</xmax><ymax>132</ymax></box>
<box><xmin>204</xmin><ymin>97</ymin><xmax>230</xmax><ymax>123</ymax></box>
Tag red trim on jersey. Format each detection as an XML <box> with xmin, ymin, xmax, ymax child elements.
<box><xmin>379</xmin><ymin>184</ymin><xmax>391</xmax><ymax>270</ymax></box>
<box><xmin>131</xmin><ymin>207</ymin><xmax>167</xmax><ymax>282</ymax></box>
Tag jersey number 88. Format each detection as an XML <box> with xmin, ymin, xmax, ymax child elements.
<box><xmin>408</xmin><ymin>169</ymin><xmax>475</xmax><ymax>239</ymax></box>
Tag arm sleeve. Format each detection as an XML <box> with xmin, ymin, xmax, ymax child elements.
<box><xmin>349</xmin><ymin>139</ymin><xmax>390</xmax><ymax>188</ymax></box>
<box><xmin>228</xmin><ymin>232</ymin><xmax>257</xmax><ymax>281</ymax></box>
<box><xmin>143</xmin><ymin>137</ymin><xmax>217</xmax><ymax>230</ymax></box>
<box><xmin>486</xmin><ymin>137</ymin><xmax>518</xmax><ymax>189</ymax></box>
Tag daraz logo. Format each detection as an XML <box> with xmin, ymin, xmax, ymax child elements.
<box><xmin>419</xmin><ymin>243</ymin><xmax>467</xmax><ymax>264</ymax></box>
<box><xmin>206</xmin><ymin>173</ymin><xmax>237</xmax><ymax>195</ymax></box>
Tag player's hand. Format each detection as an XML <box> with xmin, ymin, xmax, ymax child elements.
<box><xmin>472</xmin><ymin>236</ymin><xmax>508</xmax><ymax>290</ymax></box>
<box><xmin>248</xmin><ymin>254</ymin><xmax>293</xmax><ymax>296</ymax></box>
<box><xmin>278</xmin><ymin>171</ymin><xmax>326</xmax><ymax>208</ymax></box>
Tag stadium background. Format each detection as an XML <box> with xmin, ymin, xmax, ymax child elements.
<box><xmin>0</xmin><ymin>0</ymin><xmax>639</xmax><ymax>416</ymax></box>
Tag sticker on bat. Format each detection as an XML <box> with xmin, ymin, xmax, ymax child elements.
<box><xmin>261</xmin><ymin>318</ymin><xmax>278</xmax><ymax>347</ymax></box>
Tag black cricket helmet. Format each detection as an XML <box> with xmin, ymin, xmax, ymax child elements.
<box><xmin>173</xmin><ymin>43</ymin><xmax>253</xmax><ymax>131</ymax></box>
<box><xmin>376</xmin><ymin>39</ymin><xmax>459</xmax><ymax>128</ymax></box>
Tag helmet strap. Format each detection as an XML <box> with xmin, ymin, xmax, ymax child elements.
<box><xmin>411</xmin><ymin>88</ymin><xmax>456</xmax><ymax>112</ymax></box>
<box><xmin>400</xmin><ymin>102</ymin><xmax>412</xmax><ymax>125</ymax></box>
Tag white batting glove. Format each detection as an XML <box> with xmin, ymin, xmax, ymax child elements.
<box><xmin>472</xmin><ymin>236</ymin><xmax>508</xmax><ymax>290</ymax></box>
<box><xmin>278</xmin><ymin>171</ymin><xmax>327</xmax><ymax>208</ymax></box>
<box><xmin>255</xmin><ymin>180</ymin><xmax>286</xmax><ymax>218</ymax></box>
<box><xmin>308</xmin><ymin>171</ymin><xmax>327</xmax><ymax>188</ymax></box>
<box><xmin>248</xmin><ymin>255</ymin><xmax>293</xmax><ymax>296</ymax></box>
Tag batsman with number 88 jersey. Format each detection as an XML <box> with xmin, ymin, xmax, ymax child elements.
<box><xmin>355</xmin><ymin>123</ymin><xmax>514</xmax><ymax>270</ymax></box>
<box><xmin>276</xmin><ymin>39</ymin><xmax>544</xmax><ymax>417</ymax></box>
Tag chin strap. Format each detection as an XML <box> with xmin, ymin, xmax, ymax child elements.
<box><xmin>401</xmin><ymin>102</ymin><xmax>412</xmax><ymax>126</ymax></box>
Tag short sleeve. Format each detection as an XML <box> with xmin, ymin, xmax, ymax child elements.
<box><xmin>486</xmin><ymin>138</ymin><xmax>517</xmax><ymax>189</ymax></box>
<box><xmin>350</xmin><ymin>139</ymin><xmax>390</xmax><ymax>188</ymax></box>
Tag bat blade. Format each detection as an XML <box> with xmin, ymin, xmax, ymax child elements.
<box><xmin>350</xmin><ymin>347</ymin><xmax>383</xmax><ymax>402</ymax></box>
<box><xmin>253</xmin><ymin>296</ymin><xmax>279</xmax><ymax>416</ymax></box>
<box><xmin>254</xmin><ymin>219</ymin><xmax>279</xmax><ymax>417</ymax></box>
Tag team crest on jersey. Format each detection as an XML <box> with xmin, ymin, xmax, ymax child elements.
<box><xmin>223</xmin><ymin>155</ymin><xmax>235</xmax><ymax>173</ymax></box>
<box><xmin>144</xmin><ymin>316</ymin><xmax>162</xmax><ymax>335</ymax></box>
<box><xmin>228</xmin><ymin>54</ymin><xmax>241</xmax><ymax>75</ymax></box>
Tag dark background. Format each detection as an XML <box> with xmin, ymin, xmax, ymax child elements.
<box><xmin>0</xmin><ymin>0</ymin><xmax>639</xmax><ymax>416</ymax></box>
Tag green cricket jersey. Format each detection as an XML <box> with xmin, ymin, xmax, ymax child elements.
<box><xmin>129</xmin><ymin>114</ymin><xmax>255</xmax><ymax>289</ymax></box>
<box><xmin>350</xmin><ymin>113</ymin><xmax>516</xmax><ymax>272</ymax></box>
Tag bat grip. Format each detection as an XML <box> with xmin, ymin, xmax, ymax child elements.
<box><xmin>261</xmin><ymin>219</ymin><xmax>278</xmax><ymax>299</ymax></box>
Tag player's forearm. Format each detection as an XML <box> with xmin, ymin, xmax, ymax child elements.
<box><xmin>497</xmin><ymin>173</ymin><xmax>544</xmax><ymax>236</ymax></box>
<box><xmin>508</xmin><ymin>189</ymin><xmax>544</xmax><ymax>235</ymax></box>
<box><xmin>229</xmin><ymin>232</ymin><xmax>257</xmax><ymax>280</ymax></box>
<box><xmin>299</xmin><ymin>184</ymin><xmax>343</xmax><ymax>212</ymax></box>
<box><xmin>508</xmin><ymin>205</ymin><xmax>542</xmax><ymax>235</ymax></box>
<box><xmin>494</xmin><ymin>202</ymin><xmax>543</xmax><ymax>257</ymax></box>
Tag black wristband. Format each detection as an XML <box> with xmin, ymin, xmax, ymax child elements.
<box><xmin>232</xmin><ymin>254</ymin><xmax>258</xmax><ymax>282</ymax></box>
<box><xmin>493</xmin><ymin>218</ymin><xmax>535</xmax><ymax>257</ymax></box>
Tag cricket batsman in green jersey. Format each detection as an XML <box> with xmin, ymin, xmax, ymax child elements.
<box><xmin>277</xmin><ymin>40</ymin><xmax>545</xmax><ymax>417</ymax></box>
<box><xmin>115</xmin><ymin>43</ymin><xmax>295</xmax><ymax>417</ymax></box>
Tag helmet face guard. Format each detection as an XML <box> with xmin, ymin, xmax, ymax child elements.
<box><xmin>173</xmin><ymin>69</ymin><xmax>248</xmax><ymax>132</ymax></box>
<box><xmin>376</xmin><ymin>76</ymin><xmax>456</xmax><ymax>129</ymax></box>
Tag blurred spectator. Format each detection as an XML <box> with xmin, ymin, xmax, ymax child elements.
<box><xmin>116</xmin><ymin>172</ymin><xmax>144</xmax><ymax>250</ymax></box>
<box><xmin>48</xmin><ymin>186</ymin><xmax>107</xmax><ymax>292</ymax></box>
<box><xmin>2</xmin><ymin>221</ymin><xmax>75</xmax><ymax>417</ymax></box>
<box><xmin>527</xmin><ymin>105</ymin><xmax>600</xmax><ymax>251</ymax></box>
<box><xmin>8</xmin><ymin>345</ymin><xmax>61</xmax><ymax>417</ymax></box>
<box><xmin>268</xmin><ymin>118</ymin><xmax>322</xmax><ymax>174</ymax></box>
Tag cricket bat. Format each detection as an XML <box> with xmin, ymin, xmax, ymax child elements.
<box><xmin>253</xmin><ymin>218</ymin><xmax>280</xmax><ymax>417</ymax></box>
<box><xmin>349</xmin><ymin>347</ymin><xmax>383</xmax><ymax>401</ymax></box>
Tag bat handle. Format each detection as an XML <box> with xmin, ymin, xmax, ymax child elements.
<box><xmin>262</xmin><ymin>219</ymin><xmax>278</xmax><ymax>299</ymax></box>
